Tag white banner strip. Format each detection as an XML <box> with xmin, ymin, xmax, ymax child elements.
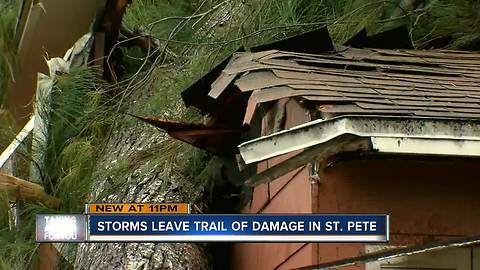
<box><xmin>88</xmin><ymin>235</ymin><xmax>387</xmax><ymax>242</ymax></box>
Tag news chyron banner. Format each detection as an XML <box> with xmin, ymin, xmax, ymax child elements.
<box><xmin>36</xmin><ymin>203</ymin><xmax>389</xmax><ymax>243</ymax></box>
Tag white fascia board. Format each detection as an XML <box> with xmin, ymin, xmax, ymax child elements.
<box><xmin>238</xmin><ymin>115</ymin><xmax>480</xmax><ymax>164</ymax></box>
<box><xmin>371</xmin><ymin>137</ymin><xmax>480</xmax><ymax>157</ymax></box>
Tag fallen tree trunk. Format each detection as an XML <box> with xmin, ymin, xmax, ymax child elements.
<box><xmin>74</xmin><ymin>1</ymin><xmax>246</xmax><ymax>269</ymax></box>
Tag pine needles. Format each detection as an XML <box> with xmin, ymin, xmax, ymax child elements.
<box><xmin>412</xmin><ymin>0</ymin><xmax>480</xmax><ymax>48</ymax></box>
<box><xmin>0</xmin><ymin>0</ymin><xmax>479</xmax><ymax>268</ymax></box>
<box><xmin>0</xmin><ymin>195</ymin><xmax>39</xmax><ymax>270</ymax></box>
<box><xmin>39</xmin><ymin>67</ymin><xmax>112</xmax><ymax>212</ymax></box>
<box><xmin>0</xmin><ymin>0</ymin><xmax>17</xmax><ymax>104</ymax></box>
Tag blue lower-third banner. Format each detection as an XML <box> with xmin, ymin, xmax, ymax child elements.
<box><xmin>87</xmin><ymin>214</ymin><xmax>389</xmax><ymax>242</ymax></box>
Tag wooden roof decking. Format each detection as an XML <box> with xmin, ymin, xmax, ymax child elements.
<box><xmin>209</xmin><ymin>48</ymin><xmax>480</xmax><ymax>120</ymax></box>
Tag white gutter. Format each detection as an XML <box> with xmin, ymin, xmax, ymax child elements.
<box><xmin>238</xmin><ymin>115</ymin><xmax>480</xmax><ymax>164</ymax></box>
<box><xmin>0</xmin><ymin>116</ymin><xmax>35</xmax><ymax>169</ymax></box>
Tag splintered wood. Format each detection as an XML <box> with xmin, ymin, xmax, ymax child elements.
<box><xmin>0</xmin><ymin>173</ymin><xmax>60</xmax><ymax>209</ymax></box>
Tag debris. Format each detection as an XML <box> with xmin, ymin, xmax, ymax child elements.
<box><xmin>131</xmin><ymin>115</ymin><xmax>244</xmax><ymax>155</ymax></box>
<box><xmin>0</xmin><ymin>173</ymin><xmax>61</xmax><ymax>209</ymax></box>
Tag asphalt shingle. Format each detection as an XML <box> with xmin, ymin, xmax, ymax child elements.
<box><xmin>208</xmin><ymin>48</ymin><xmax>480</xmax><ymax>120</ymax></box>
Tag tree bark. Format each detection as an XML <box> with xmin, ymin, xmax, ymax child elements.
<box><xmin>73</xmin><ymin>103</ymin><xmax>211</xmax><ymax>269</ymax></box>
<box><xmin>74</xmin><ymin>2</ymin><xmax>246</xmax><ymax>269</ymax></box>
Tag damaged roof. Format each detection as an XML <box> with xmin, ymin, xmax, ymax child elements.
<box><xmin>209</xmin><ymin>47</ymin><xmax>480</xmax><ymax>121</ymax></box>
<box><xmin>138</xmin><ymin>27</ymin><xmax>480</xmax><ymax>164</ymax></box>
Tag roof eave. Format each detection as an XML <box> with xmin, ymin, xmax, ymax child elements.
<box><xmin>238</xmin><ymin>115</ymin><xmax>480</xmax><ymax>165</ymax></box>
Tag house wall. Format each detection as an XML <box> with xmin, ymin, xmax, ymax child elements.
<box><xmin>365</xmin><ymin>245</ymin><xmax>478</xmax><ymax>270</ymax></box>
<box><xmin>233</xmin><ymin>155</ymin><xmax>480</xmax><ymax>270</ymax></box>
<box><xmin>232</xmin><ymin>97</ymin><xmax>480</xmax><ymax>270</ymax></box>
<box><xmin>319</xmin><ymin>158</ymin><xmax>480</xmax><ymax>246</ymax></box>
<box><xmin>231</xmin><ymin>99</ymin><xmax>318</xmax><ymax>270</ymax></box>
<box><xmin>298</xmin><ymin>156</ymin><xmax>480</xmax><ymax>270</ymax></box>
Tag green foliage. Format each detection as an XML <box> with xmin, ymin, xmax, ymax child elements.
<box><xmin>0</xmin><ymin>0</ymin><xmax>18</xmax><ymax>104</ymax></box>
<box><xmin>124</xmin><ymin>0</ymin><xmax>196</xmax><ymax>39</ymax></box>
<box><xmin>0</xmin><ymin>195</ymin><xmax>39</xmax><ymax>270</ymax></box>
<box><xmin>1</xmin><ymin>0</ymin><xmax>480</xmax><ymax>268</ymax></box>
<box><xmin>0</xmin><ymin>66</ymin><xmax>114</xmax><ymax>269</ymax></box>
<box><xmin>413</xmin><ymin>0</ymin><xmax>480</xmax><ymax>48</ymax></box>
<box><xmin>0</xmin><ymin>108</ymin><xmax>17</xmax><ymax>150</ymax></box>
<box><xmin>55</xmin><ymin>138</ymin><xmax>97</xmax><ymax>209</ymax></box>
<box><xmin>41</xmin><ymin>67</ymin><xmax>112</xmax><ymax>212</ymax></box>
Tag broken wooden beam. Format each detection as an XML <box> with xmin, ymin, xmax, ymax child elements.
<box><xmin>0</xmin><ymin>173</ymin><xmax>60</xmax><ymax>209</ymax></box>
<box><xmin>119</xmin><ymin>26</ymin><xmax>160</xmax><ymax>59</ymax></box>
<box><xmin>101</xmin><ymin>0</ymin><xmax>133</xmax><ymax>81</ymax></box>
